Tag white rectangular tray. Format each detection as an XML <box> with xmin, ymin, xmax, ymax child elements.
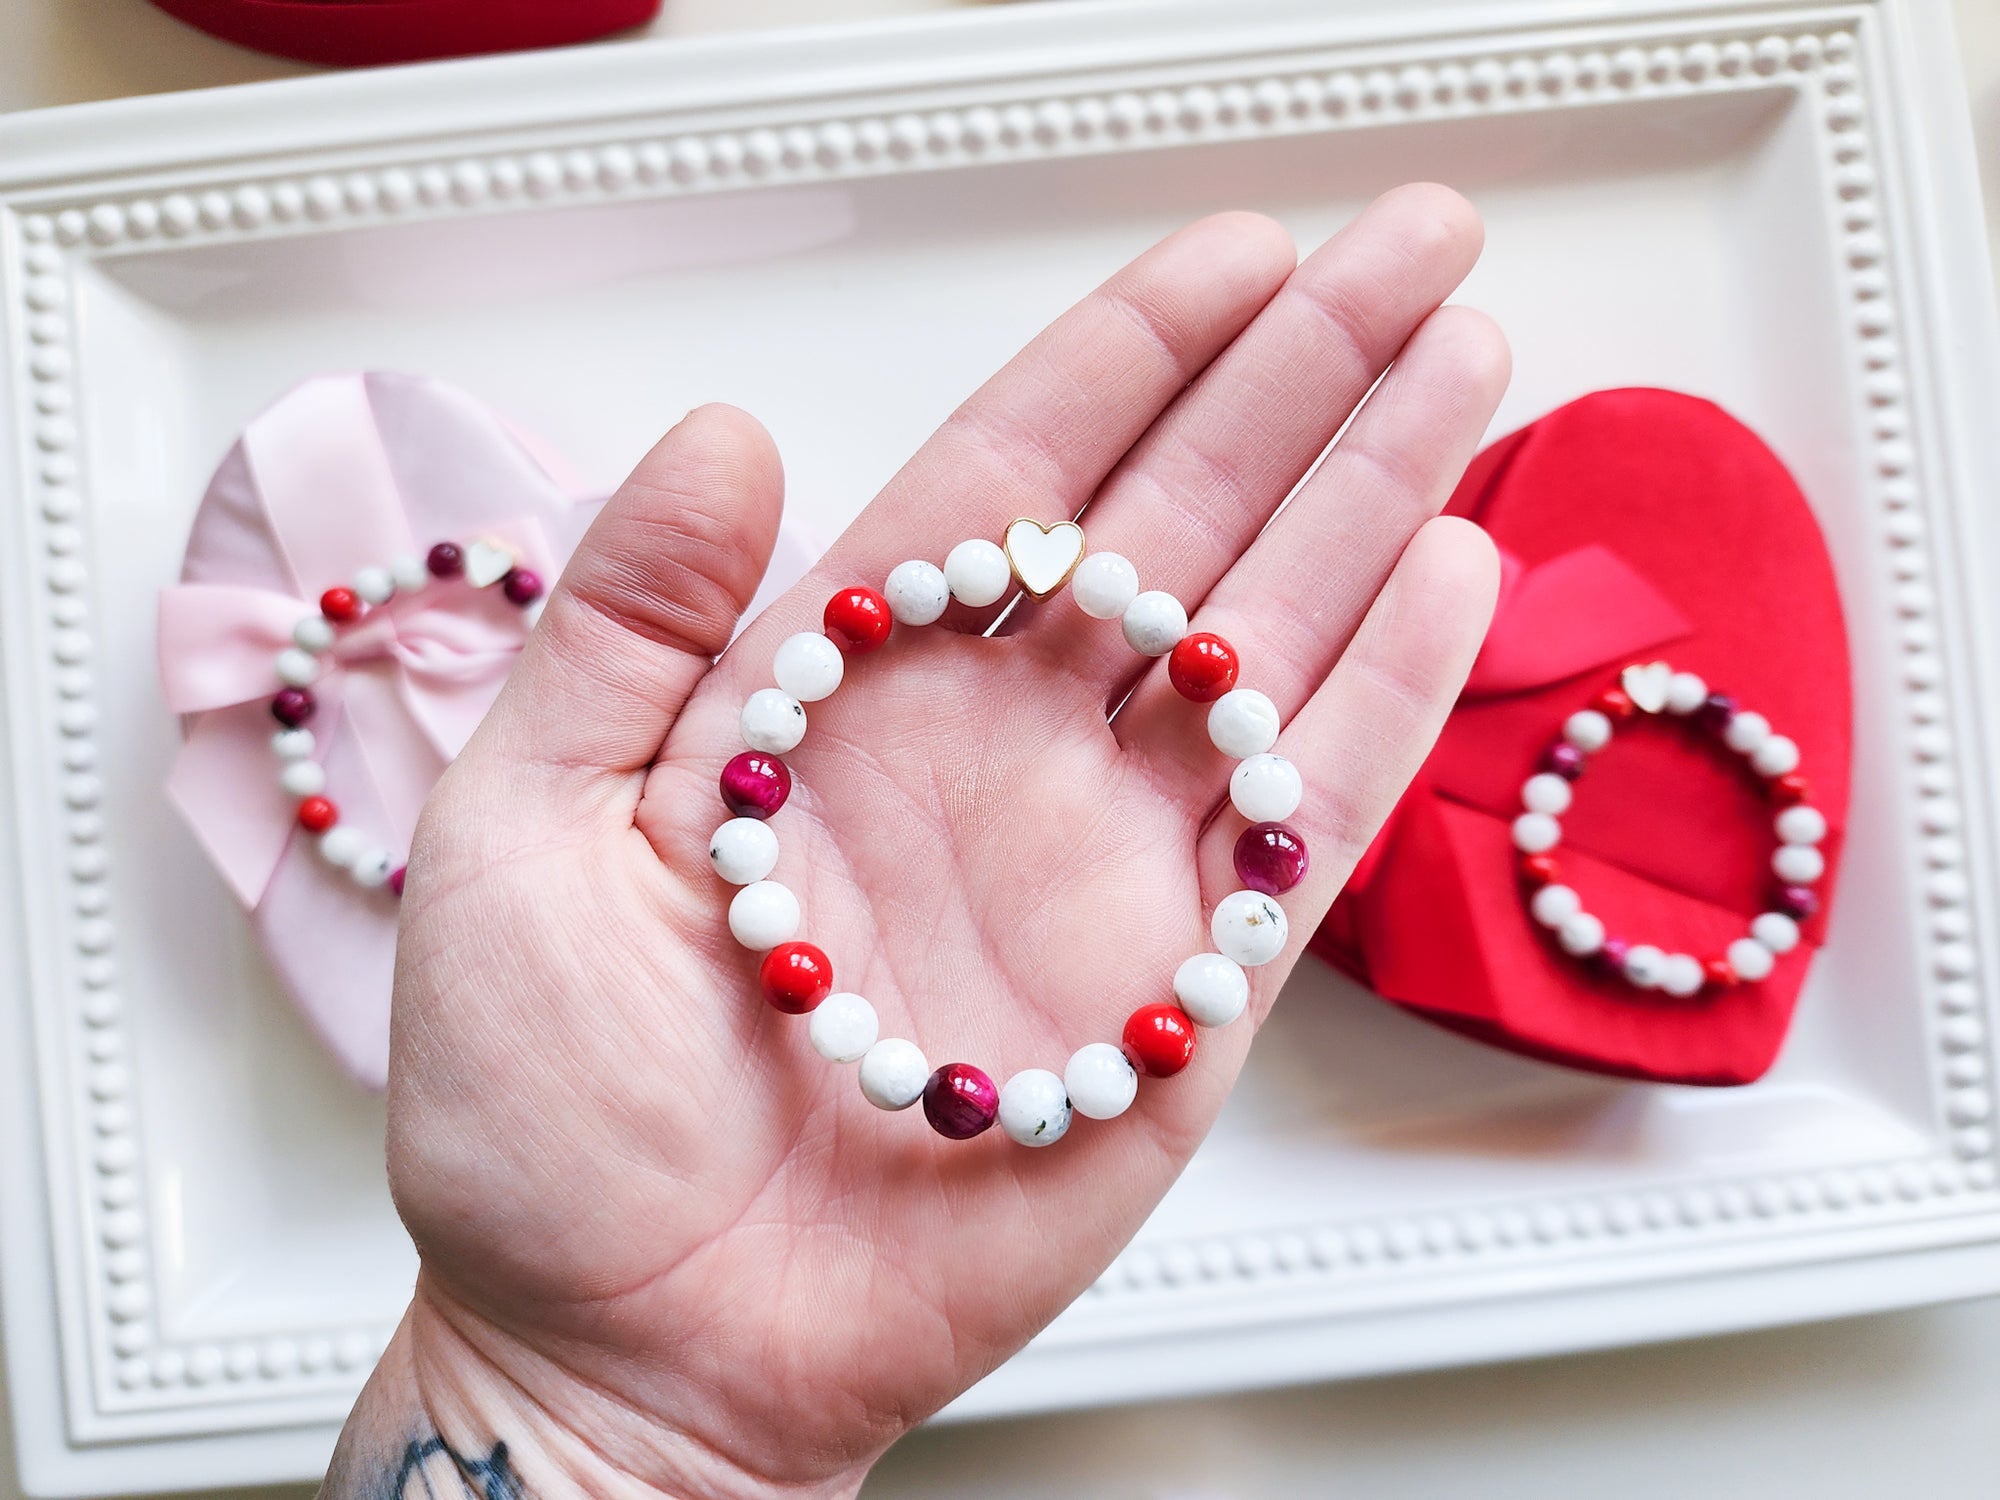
<box><xmin>5</xmin><ymin>0</ymin><xmax>2000</xmax><ymax>1492</ymax></box>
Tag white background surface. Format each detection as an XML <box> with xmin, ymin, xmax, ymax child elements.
<box><xmin>4</xmin><ymin>2</ymin><xmax>2000</xmax><ymax>1496</ymax></box>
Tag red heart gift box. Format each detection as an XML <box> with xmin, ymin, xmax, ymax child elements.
<box><xmin>1313</xmin><ymin>388</ymin><xmax>1851</xmax><ymax>1086</ymax></box>
<box><xmin>148</xmin><ymin>0</ymin><xmax>660</xmax><ymax>67</ymax></box>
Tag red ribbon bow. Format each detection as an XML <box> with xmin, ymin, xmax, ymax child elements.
<box><xmin>1340</xmin><ymin>544</ymin><xmax>1693</xmax><ymax>900</ymax></box>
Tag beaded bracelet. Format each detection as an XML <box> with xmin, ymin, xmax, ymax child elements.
<box><xmin>1513</xmin><ymin>660</ymin><xmax>1824</xmax><ymax>997</ymax></box>
<box><xmin>713</xmin><ymin>519</ymin><xmax>1306</xmax><ymax>1146</ymax></box>
<box><xmin>267</xmin><ymin>538</ymin><xmax>544</xmax><ymax>895</ymax></box>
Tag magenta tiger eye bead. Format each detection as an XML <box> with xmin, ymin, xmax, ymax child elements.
<box><xmin>1542</xmin><ymin>742</ymin><xmax>1586</xmax><ymax>781</ymax></box>
<box><xmin>720</xmin><ymin>751</ymin><xmax>791</xmax><ymax>820</ymax></box>
<box><xmin>501</xmin><ymin>568</ymin><xmax>543</xmax><ymax>606</ymax></box>
<box><xmin>426</xmin><ymin>542</ymin><xmax>465</xmax><ymax>579</ymax></box>
<box><xmin>1234</xmin><ymin>822</ymin><xmax>1309</xmax><ymax>896</ymax></box>
<box><xmin>270</xmin><ymin>687</ymin><xmax>316</xmax><ymax>727</ymax></box>
<box><xmin>1776</xmin><ymin>884</ymin><xmax>1820</xmax><ymax>920</ymax></box>
<box><xmin>1699</xmin><ymin>692</ymin><xmax>1738</xmax><ymax>732</ymax></box>
<box><xmin>922</xmin><ymin>1062</ymin><xmax>999</xmax><ymax>1140</ymax></box>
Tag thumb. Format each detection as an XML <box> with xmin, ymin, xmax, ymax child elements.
<box><xmin>472</xmin><ymin>403</ymin><xmax>784</xmax><ymax>792</ymax></box>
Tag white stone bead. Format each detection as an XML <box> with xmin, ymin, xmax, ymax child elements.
<box><xmin>740</xmin><ymin>688</ymin><xmax>807</xmax><ymax>754</ymax></box>
<box><xmin>389</xmin><ymin>552</ymin><xmax>431</xmax><ymax>592</ymax></box>
<box><xmin>1511</xmin><ymin>812</ymin><xmax>1562</xmax><ymax>854</ymax></box>
<box><xmin>350</xmin><ymin>849</ymin><xmax>395</xmax><ymax>888</ymax></box>
<box><xmin>1751</xmin><ymin>735</ymin><xmax>1801</xmax><ymax>777</ymax></box>
<box><xmin>944</xmin><ymin>538</ymin><xmax>1010</xmax><ymax>607</ymax></box>
<box><xmin>1664</xmin><ymin>672</ymin><xmax>1709</xmax><ymax>715</ymax></box>
<box><xmin>522</xmin><ymin>596</ymin><xmax>546</xmax><ymax>631</ymax></box>
<box><xmin>809</xmin><ymin>992</ymin><xmax>878</xmax><ymax>1063</ymax></box>
<box><xmin>1071</xmin><ymin>552</ymin><xmax>1139</xmax><ymax>620</ymax></box>
<box><xmin>999</xmin><ymin>1068</ymin><xmax>1073</xmax><ymax>1147</ymax></box>
<box><xmin>1660</xmin><ymin>953</ymin><xmax>1706</xmax><ymax>998</ymax></box>
<box><xmin>1529</xmin><ymin>883</ymin><xmax>1582</xmax><ymax>928</ymax></box>
<box><xmin>1558</xmin><ymin>911</ymin><xmax>1606</xmax><ymax>956</ymax></box>
<box><xmin>1622</xmin><ymin>943</ymin><xmax>1668</xmax><ymax>989</ymax></box>
<box><xmin>1211</xmin><ymin>889</ymin><xmax>1289</xmax><ymax>967</ymax></box>
<box><xmin>1563</xmin><ymin>709</ymin><xmax>1612</xmax><ymax>753</ymax></box>
<box><xmin>1121</xmin><ymin>590</ymin><xmax>1188</xmax><ymax>656</ymax></box>
<box><xmin>270</xmin><ymin>728</ymin><xmax>316</xmax><ymax>760</ymax></box>
<box><xmin>1521</xmin><ymin>773</ymin><xmax>1573</xmax><ymax>816</ymax></box>
<box><xmin>1773</xmin><ymin>843</ymin><xmax>1825</xmax><ymax>885</ymax></box>
<box><xmin>1229</xmin><ymin>753</ymin><xmax>1302</xmax><ymax>822</ymax></box>
<box><xmin>274</xmin><ymin>647</ymin><xmax>320</xmax><ymax>687</ymax></box>
<box><xmin>858</xmin><ymin>1038</ymin><xmax>928</xmax><ymax>1110</ymax></box>
<box><xmin>1727</xmin><ymin>936</ymin><xmax>1776</xmax><ymax>982</ymax></box>
<box><xmin>727</xmin><ymin>880</ymin><xmax>799</xmax><ymax>950</ymax></box>
<box><xmin>278</xmin><ymin>759</ymin><xmax>327</xmax><ymax>798</ymax></box>
<box><xmin>1776</xmin><ymin>805</ymin><xmax>1828</xmax><ymax>845</ymax></box>
<box><xmin>1173</xmin><ymin>952</ymin><xmax>1249</xmax><ymax>1028</ymax></box>
<box><xmin>1064</xmin><ymin>1042</ymin><xmax>1138</xmax><ymax>1120</ymax></box>
<box><xmin>772</xmin><ymin>631</ymin><xmax>844</xmax><ymax>702</ymax></box>
<box><xmin>709</xmin><ymin>818</ymin><xmax>779</xmax><ymax>885</ymax></box>
<box><xmin>1751</xmin><ymin>912</ymin><xmax>1801</xmax><ymax>954</ymax></box>
<box><xmin>292</xmin><ymin>615</ymin><xmax>335</xmax><ymax>653</ymax></box>
<box><xmin>884</xmin><ymin>560</ymin><xmax>949</xmax><ymax>626</ymax></box>
<box><xmin>353</xmin><ymin>565</ymin><xmax>396</xmax><ymax>606</ymax></box>
<box><xmin>317</xmin><ymin>826</ymin><xmax>364</xmax><ymax>868</ymax></box>
<box><xmin>1723</xmin><ymin>710</ymin><xmax>1772</xmax><ymax>755</ymax></box>
<box><xmin>1208</xmin><ymin>689</ymin><xmax>1280</xmax><ymax>758</ymax></box>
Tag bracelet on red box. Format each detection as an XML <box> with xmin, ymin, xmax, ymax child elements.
<box><xmin>1514</xmin><ymin>660</ymin><xmax>1825</xmax><ymax>997</ymax></box>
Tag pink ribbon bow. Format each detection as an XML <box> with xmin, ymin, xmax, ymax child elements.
<box><xmin>159</xmin><ymin>374</ymin><xmax>558</xmax><ymax>908</ymax></box>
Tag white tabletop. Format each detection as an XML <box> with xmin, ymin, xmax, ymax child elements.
<box><xmin>4</xmin><ymin>2</ymin><xmax>2000</xmax><ymax>1497</ymax></box>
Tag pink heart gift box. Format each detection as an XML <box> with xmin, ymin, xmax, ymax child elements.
<box><xmin>159</xmin><ymin>372</ymin><xmax>818</xmax><ymax>1089</ymax></box>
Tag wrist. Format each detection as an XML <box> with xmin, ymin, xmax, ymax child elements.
<box><xmin>321</xmin><ymin>1281</ymin><xmax>870</xmax><ymax>1500</ymax></box>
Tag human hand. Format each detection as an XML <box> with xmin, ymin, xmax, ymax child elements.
<box><xmin>323</xmin><ymin>184</ymin><xmax>1508</xmax><ymax>1500</ymax></box>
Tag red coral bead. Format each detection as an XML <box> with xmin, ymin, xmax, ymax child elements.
<box><xmin>822</xmin><ymin>587</ymin><xmax>893</xmax><ymax>654</ymax></box>
<box><xmin>1592</xmin><ymin>685</ymin><xmax>1636</xmax><ymax>720</ymax></box>
<box><xmin>1518</xmin><ymin>853</ymin><xmax>1561</xmax><ymax>887</ymax></box>
<box><xmin>319</xmin><ymin>586</ymin><xmax>362</xmax><ymax>623</ymax></box>
<box><xmin>759</xmin><ymin>941</ymin><xmax>833</xmax><ymax>1014</ymax></box>
<box><xmin>296</xmin><ymin>795</ymin><xmax>338</xmax><ymax>833</ymax></box>
<box><xmin>1769</xmin><ymin>773</ymin><xmax>1812</xmax><ymax>806</ymax></box>
<box><xmin>1167</xmin><ymin>632</ymin><xmax>1240</xmax><ymax>703</ymax></box>
<box><xmin>1122</xmin><ymin>1003</ymin><xmax>1198</xmax><ymax>1078</ymax></box>
<box><xmin>1703</xmin><ymin>958</ymin><xmax>1736</xmax><ymax>990</ymax></box>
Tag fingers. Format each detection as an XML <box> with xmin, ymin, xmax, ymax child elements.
<box><xmin>1027</xmin><ymin>183</ymin><xmax>1485</xmax><ymax>692</ymax></box>
<box><xmin>1114</xmin><ymin>302</ymin><xmax>1511</xmax><ymax>795</ymax></box>
<box><xmin>468</xmin><ymin>404</ymin><xmax>785</xmax><ymax>794</ymax></box>
<box><xmin>727</xmin><ymin>212</ymin><xmax>1297</xmax><ymax>653</ymax></box>
<box><xmin>1200</xmin><ymin>516</ymin><xmax>1500</xmax><ymax>1022</ymax></box>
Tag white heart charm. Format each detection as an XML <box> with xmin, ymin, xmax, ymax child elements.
<box><xmin>1621</xmin><ymin>660</ymin><xmax>1673</xmax><ymax>714</ymax></box>
<box><xmin>464</xmin><ymin>537</ymin><xmax>517</xmax><ymax>589</ymax></box>
<box><xmin>1003</xmin><ymin>519</ymin><xmax>1087</xmax><ymax>601</ymax></box>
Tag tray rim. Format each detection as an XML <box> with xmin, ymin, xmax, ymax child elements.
<box><xmin>5</xmin><ymin>0</ymin><xmax>2000</xmax><ymax>1491</ymax></box>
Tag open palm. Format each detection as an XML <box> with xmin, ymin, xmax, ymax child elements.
<box><xmin>370</xmin><ymin>187</ymin><xmax>1508</xmax><ymax>1499</ymax></box>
